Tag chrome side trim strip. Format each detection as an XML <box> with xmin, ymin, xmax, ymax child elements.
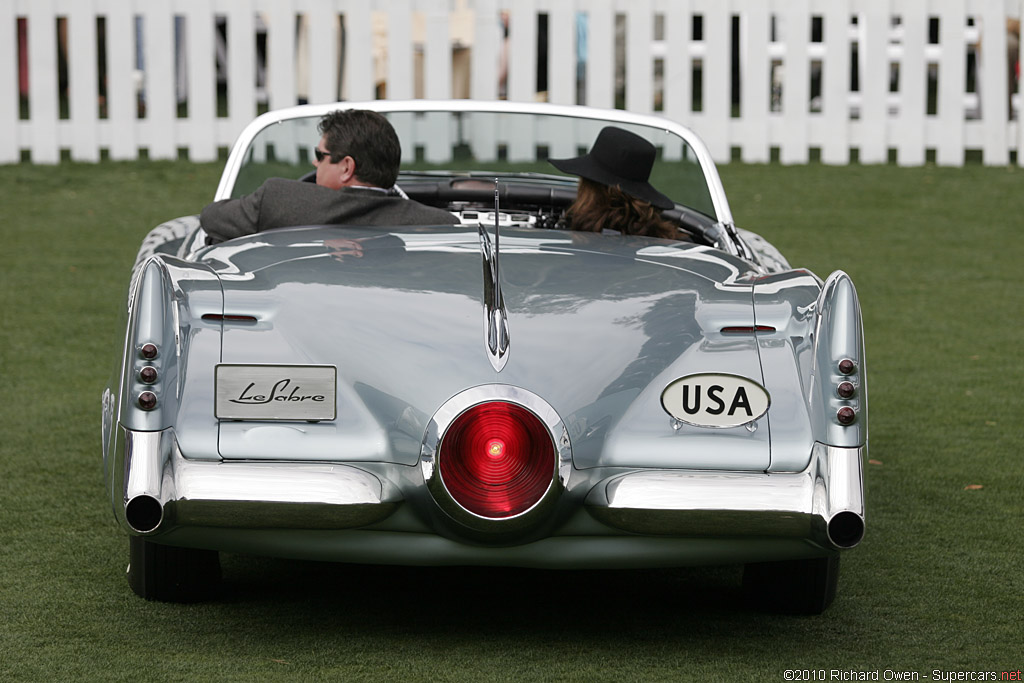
<box><xmin>115</xmin><ymin>425</ymin><xmax>401</xmax><ymax>534</ymax></box>
<box><xmin>585</xmin><ymin>443</ymin><xmax>865</xmax><ymax>550</ymax></box>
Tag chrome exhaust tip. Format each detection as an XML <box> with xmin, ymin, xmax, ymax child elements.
<box><xmin>826</xmin><ymin>510</ymin><xmax>865</xmax><ymax>549</ymax></box>
<box><xmin>125</xmin><ymin>495</ymin><xmax>165</xmax><ymax>534</ymax></box>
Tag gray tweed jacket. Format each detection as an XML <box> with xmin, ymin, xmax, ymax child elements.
<box><xmin>201</xmin><ymin>178</ymin><xmax>458</xmax><ymax>243</ymax></box>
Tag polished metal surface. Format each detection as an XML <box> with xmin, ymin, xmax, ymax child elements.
<box><xmin>115</xmin><ymin>425</ymin><xmax>401</xmax><ymax>534</ymax></box>
<box><xmin>199</xmin><ymin>226</ymin><xmax>771</xmax><ymax>472</ymax></box>
<box><xmin>585</xmin><ymin>443</ymin><xmax>865</xmax><ymax>551</ymax></box>
<box><xmin>478</xmin><ymin>181</ymin><xmax>510</xmax><ymax>372</ymax></box>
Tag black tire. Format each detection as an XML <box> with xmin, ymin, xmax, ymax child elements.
<box><xmin>742</xmin><ymin>555</ymin><xmax>840</xmax><ymax>615</ymax></box>
<box><xmin>127</xmin><ymin>536</ymin><xmax>222</xmax><ymax>602</ymax></box>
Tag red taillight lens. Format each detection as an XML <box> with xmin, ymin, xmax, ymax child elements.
<box><xmin>438</xmin><ymin>401</ymin><xmax>555</xmax><ymax>519</ymax></box>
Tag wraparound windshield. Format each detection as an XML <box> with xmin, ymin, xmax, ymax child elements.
<box><xmin>229</xmin><ymin>110</ymin><xmax>718</xmax><ymax>220</ymax></box>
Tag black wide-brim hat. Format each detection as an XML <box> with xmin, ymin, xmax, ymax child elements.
<box><xmin>549</xmin><ymin>126</ymin><xmax>675</xmax><ymax>210</ymax></box>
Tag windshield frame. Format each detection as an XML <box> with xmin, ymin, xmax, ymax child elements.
<box><xmin>215</xmin><ymin>100</ymin><xmax>735</xmax><ymax>227</ymax></box>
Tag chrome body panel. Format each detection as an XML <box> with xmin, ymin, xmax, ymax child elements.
<box><xmin>113</xmin><ymin>425</ymin><xmax>401</xmax><ymax>534</ymax></box>
<box><xmin>104</xmin><ymin>101</ymin><xmax>868</xmax><ymax>577</ymax></box>
<box><xmin>585</xmin><ymin>443</ymin><xmax>864</xmax><ymax>550</ymax></box>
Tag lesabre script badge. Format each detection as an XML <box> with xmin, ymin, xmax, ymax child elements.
<box><xmin>215</xmin><ymin>365</ymin><xmax>337</xmax><ymax>421</ymax></box>
<box><xmin>661</xmin><ymin>373</ymin><xmax>770</xmax><ymax>428</ymax></box>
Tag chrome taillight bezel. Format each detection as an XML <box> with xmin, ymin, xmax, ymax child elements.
<box><xmin>421</xmin><ymin>385</ymin><xmax>571</xmax><ymax>533</ymax></box>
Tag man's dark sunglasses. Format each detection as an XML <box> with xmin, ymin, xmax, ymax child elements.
<box><xmin>314</xmin><ymin>147</ymin><xmax>332</xmax><ymax>162</ymax></box>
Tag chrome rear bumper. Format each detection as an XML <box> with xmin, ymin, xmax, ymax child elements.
<box><xmin>585</xmin><ymin>443</ymin><xmax>865</xmax><ymax>551</ymax></box>
<box><xmin>113</xmin><ymin>425</ymin><xmax>401</xmax><ymax>534</ymax></box>
<box><xmin>112</xmin><ymin>426</ymin><xmax>863</xmax><ymax>554</ymax></box>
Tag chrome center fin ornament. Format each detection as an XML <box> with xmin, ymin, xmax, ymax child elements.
<box><xmin>479</xmin><ymin>179</ymin><xmax>510</xmax><ymax>372</ymax></box>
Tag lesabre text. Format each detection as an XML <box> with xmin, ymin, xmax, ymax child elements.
<box><xmin>229</xmin><ymin>379</ymin><xmax>326</xmax><ymax>404</ymax></box>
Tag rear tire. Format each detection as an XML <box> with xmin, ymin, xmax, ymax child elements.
<box><xmin>742</xmin><ymin>555</ymin><xmax>840</xmax><ymax>615</ymax></box>
<box><xmin>127</xmin><ymin>536</ymin><xmax>222</xmax><ymax>602</ymax></box>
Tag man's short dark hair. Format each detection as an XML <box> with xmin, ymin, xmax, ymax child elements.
<box><xmin>318</xmin><ymin>109</ymin><xmax>401</xmax><ymax>188</ymax></box>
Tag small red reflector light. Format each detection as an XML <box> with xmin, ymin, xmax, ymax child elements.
<box><xmin>139</xmin><ymin>366</ymin><xmax>158</xmax><ymax>384</ymax></box>
<box><xmin>838</xmin><ymin>358</ymin><xmax>856</xmax><ymax>375</ymax></box>
<box><xmin>837</xmin><ymin>381</ymin><xmax>856</xmax><ymax>399</ymax></box>
<box><xmin>138</xmin><ymin>391</ymin><xmax>158</xmax><ymax>411</ymax></box>
<box><xmin>439</xmin><ymin>402</ymin><xmax>554</xmax><ymax>519</ymax></box>
<box><xmin>837</xmin><ymin>406</ymin><xmax>856</xmax><ymax>425</ymax></box>
<box><xmin>140</xmin><ymin>343</ymin><xmax>158</xmax><ymax>360</ymax></box>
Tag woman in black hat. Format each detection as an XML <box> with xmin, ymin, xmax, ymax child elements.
<box><xmin>549</xmin><ymin>126</ymin><xmax>684</xmax><ymax>240</ymax></box>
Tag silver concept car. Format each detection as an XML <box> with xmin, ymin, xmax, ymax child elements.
<box><xmin>102</xmin><ymin>101</ymin><xmax>867</xmax><ymax>613</ymax></box>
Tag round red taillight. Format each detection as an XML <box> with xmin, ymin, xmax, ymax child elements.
<box><xmin>837</xmin><ymin>381</ymin><xmax>856</xmax><ymax>399</ymax></box>
<box><xmin>140</xmin><ymin>343</ymin><xmax>158</xmax><ymax>360</ymax></box>
<box><xmin>138</xmin><ymin>391</ymin><xmax>158</xmax><ymax>411</ymax></box>
<box><xmin>438</xmin><ymin>401</ymin><xmax>555</xmax><ymax>519</ymax></box>
<box><xmin>836</xmin><ymin>406</ymin><xmax>857</xmax><ymax>425</ymax></box>
<box><xmin>838</xmin><ymin>358</ymin><xmax>856</xmax><ymax>375</ymax></box>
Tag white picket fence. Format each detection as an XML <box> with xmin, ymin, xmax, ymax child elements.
<box><xmin>2</xmin><ymin>0</ymin><xmax>1021</xmax><ymax>166</ymax></box>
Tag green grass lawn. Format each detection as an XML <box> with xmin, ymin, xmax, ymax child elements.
<box><xmin>1</xmin><ymin>160</ymin><xmax>1021</xmax><ymax>681</ymax></box>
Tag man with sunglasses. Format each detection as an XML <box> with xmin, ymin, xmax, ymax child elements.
<box><xmin>201</xmin><ymin>109</ymin><xmax>457</xmax><ymax>244</ymax></box>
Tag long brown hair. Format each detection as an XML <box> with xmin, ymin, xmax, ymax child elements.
<box><xmin>565</xmin><ymin>179</ymin><xmax>680</xmax><ymax>240</ymax></box>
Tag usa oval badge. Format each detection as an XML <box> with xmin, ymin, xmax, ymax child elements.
<box><xmin>661</xmin><ymin>373</ymin><xmax>771</xmax><ymax>428</ymax></box>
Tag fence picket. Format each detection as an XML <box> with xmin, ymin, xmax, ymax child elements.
<box><xmin>936</xmin><ymin>0</ymin><xmax>967</xmax><ymax>165</ymax></box>
<box><xmin>104</xmin><ymin>4</ymin><xmax>137</xmax><ymax>161</ymax></box>
<box><xmin>68</xmin><ymin>0</ymin><xmax>99</xmax><ymax>162</ymax></box>
<box><xmin>308</xmin><ymin>1</ymin><xmax>340</xmax><ymax>104</ymax></box>
<box><xmin>225</xmin><ymin>0</ymin><xmax>257</xmax><ymax>148</ymax></box>
<box><xmin>662</xmin><ymin>0</ymin><xmax>691</xmax><ymax>156</ymax></box>
<box><xmin>140</xmin><ymin>5</ymin><xmax>176</xmax><ymax>159</ymax></box>
<box><xmin>780</xmin><ymin>0</ymin><xmax>810</xmax><ymax>164</ymax></box>
<box><xmin>980</xmin><ymin>0</ymin><xmax>1009</xmax><ymax>163</ymax></box>
<box><xmin>698</xmin><ymin>0</ymin><xmax>731</xmax><ymax>162</ymax></box>
<box><xmin>857</xmin><ymin>1</ymin><xmax>890</xmax><ymax>163</ymax></box>
<box><xmin>820</xmin><ymin>0</ymin><xmax>850</xmax><ymax>164</ymax></box>
<box><xmin>1018</xmin><ymin>0</ymin><xmax>1024</xmax><ymax>167</ymax></box>
<box><xmin>548</xmin><ymin>1</ymin><xmax>575</xmax><ymax>107</ymax></box>
<box><xmin>264</xmin><ymin>1</ymin><xmax>297</xmax><ymax>112</ymax></box>
<box><xmin>182</xmin><ymin>0</ymin><xmax>216</xmax><ymax>162</ymax></box>
<box><xmin>386</xmin><ymin>0</ymin><xmax>414</xmax><ymax>100</ymax></box>
<box><xmin>625</xmin><ymin>0</ymin><xmax>653</xmax><ymax>115</ymax></box>
<box><xmin>0</xmin><ymin>1</ymin><xmax>16</xmax><ymax>163</ymax></box>
<box><xmin>423</xmin><ymin>0</ymin><xmax>452</xmax><ymax>100</ymax></box>
<box><xmin>343</xmin><ymin>0</ymin><xmax>375</xmax><ymax>101</ymax></box>
<box><xmin>507</xmin><ymin>0</ymin><xmax>537</xmax><ymax>105</ymax></box>
<box><xmin>28</xmin><ymin>0</ymin><xmax>60</xmax><ymax>163</ymax></box>
<box><xmin>739</xmin><ymin>1</ymin><xmax>770</xmax><ymax>163</ymax></box>
<box><xmin>894</xmin><ymin>1</ymin><xmax>926</xmax><ymax>165</ymax></box>
<box><xmin>422</xmin><ymin>0</ymin><xmax>452</xmax><ymax>160</ymax></box>
<box><xmin>583</xmin><ymin>0</ymin><xmax>614</xmax><ymax>110</ymax></box>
